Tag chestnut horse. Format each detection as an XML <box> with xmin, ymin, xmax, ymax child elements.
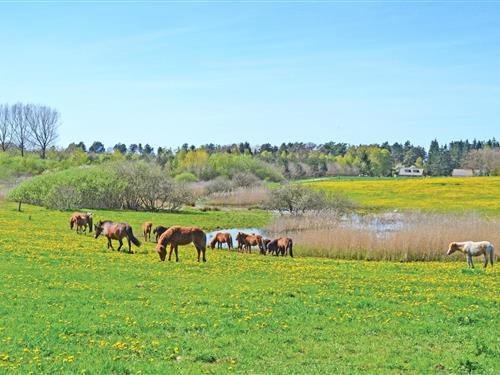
<box><xmin>70</xmin><ymin>212</ymin><xmax>93</xmax><ymax>234</ymax></box>
<box><xmin>94</xmin><ymin>220</ymin><xmax>141</xmax><ymax>253</ymax></box>
<box><xmin>143</xmin><ymin>222</ymin><xmax>153</xmax><ymax>242</ymax></box>
<box><xmin>267</xmin><ymin>237</ymin><xmax>294</xmax><ymax>257</ymax></box>
<box><xmin>156</xmin><ymin>226</ymin><xmax>207</xmax><ymax>262</ymax></box>
<box><xmin>236</xmin><ymin>232</ymin><xmax>265</xmax><ymax>254</ymax></box>
<box><xmin>153</xmin><ymin>225</ymin><xmax>169</xmax><ymax>242</ymax></box>
<box><xmin>210</xmin><ymin>232</ymin><xmax>234</xmax><ymax>250</ymax></box>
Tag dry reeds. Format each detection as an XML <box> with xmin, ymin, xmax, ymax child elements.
<box><xmin>265</xmin><ymin>211</ymin><xmax>500</xmax><ymax>261</ymax></box>
<box><xmin>206</xmin><ymin>186</ymin><xmax>270</xmax><ymax>207</ymax></box>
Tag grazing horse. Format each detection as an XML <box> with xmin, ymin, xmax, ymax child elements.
<box><xmin>236</xmin><ymin>232</ymin><xmax>265</xmax><ymax>254</ymax></box>
<box><xmin>267</xmin><ymin>237</ymin><xmax>294</xmax><ymax>257</ymax></box>
<box><xmin>94</xmin><ymin>220</ymin><xmax>141</xmax><ymax>253</ymax></box>
<box><xmin>262</xmin><ymin>238</ymin><xmax>271</xmax><ymax>252</ymax></box>
<box><xmin>210</xmin><ymin>232</ymin><xmax>234</xmax><ymax>250</ymax></box>
<box><xmin>70</xmin><ymin>212</ymin><xmax>93</xmax><ymax>234</ymax></box>
<box><xmin>142</xmin><ymin>222</ymin><xmax>153</xmax><ymax>242</ymax></box>
<box><xmin>156</xmin><ymin>226</ymin><xmax>207</xmax><ymax>262</ymax></box>
<box><xmin>447</xmin><ymin>241</ymin><xmax>494</xmax><ymax>268</ymax></box>
<box><xmin>153</xmin><ymin>225</ymin><xmax>169</xmax><ymax>243</ymax></box>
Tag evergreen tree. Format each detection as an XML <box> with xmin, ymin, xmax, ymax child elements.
<box><xmin>427</xmin><ymin>140</ymin><xmax>441</xmax><ymax>176</ymax></box>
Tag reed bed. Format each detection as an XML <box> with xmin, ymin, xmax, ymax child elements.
<box><xmin>205</xmin><ymin>186</ymin><xmax>270</xmax><ymax>207</ymax></box>
<box><xmin>266</xmin><ymin>211</ymin><xmax>500</xmax><ymax>261</ymax></box>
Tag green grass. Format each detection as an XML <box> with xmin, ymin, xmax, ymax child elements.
<box><xmin>306</xmin><ymin>176</ymin><xmax>500</xmax><ymax>217</ymax></box>
<box><xmin>0</xmin><ymin>202</ymin><xmax>498</xmax><ymax>373</ymax></box>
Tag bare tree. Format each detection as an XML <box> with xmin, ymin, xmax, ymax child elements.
<box><xmin>462</xmin><ymin>148</ymin><xmax>500</xmax><ymax>176</ymax></box>
<box><xmin>0</xmin><ymin>104</ymin><xmax>11</xmax><ymax>151</ymax></box>
<box><xmin>26</xmin><ymin>104</ymin><xmax>59</xmax><ymax>159</ymax></box>
<box><xmin>9</xmin><ymin>103</ymin><xmax>31</xmax><ymax>157</ymax></box>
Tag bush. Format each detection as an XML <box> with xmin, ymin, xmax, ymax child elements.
<box><xmin>8</xmin><ymin>162</ymin><xmax>192</xmax><ymax>212</ymax></box>
<box><xmin>231</xmin><ymin>172</ymin><xmax>261</xmax><ymax>188</ymax></box>
<box><xmin>204</xmin><ymin>176</ymin><xmax>234</xmax><ymax>195</ymax></box>
<box><xmin>266</xmin><ymin>183</ymin><xmax>356</xmax><ymax>215</ymax></box>
<box><xmin>174</xmin><ymin>172</ymin><xmax>198</xmax><ymax>183</ymax></box>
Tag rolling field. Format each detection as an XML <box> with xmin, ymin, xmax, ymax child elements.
<box><xmin>0</xmin><ymin>202</ymin><xmax>498</xmax><ymax>373</ymax></box>
<box><xmin>305</xmin><ymin>176</ymin><xmax>500</xmax><ymax>216</ymax></box>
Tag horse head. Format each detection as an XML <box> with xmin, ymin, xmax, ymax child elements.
<box><xmin>94</xmin><ymin>221</ymin><xmax>104</xmax><ymax>239</ymax></box>
<box><xmin>447</xmin><ymin>242</ymin><xmax>459</xmax><ymax>255</ymax></box>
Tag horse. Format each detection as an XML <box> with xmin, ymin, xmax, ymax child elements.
<box><xmin>142</xmin><ymin>222</ymin><xmax>153</xmax><ymax>242</ymax></box>
<box><xmin>156</xmin><ymin>226</ymin><xmax>207</xmax><ymax>262</ymax></box>
<box><xmin>94</xmin><ymin>220</ymin><xmax>141</xmax><ymax>253</ymax></box>
<box><xmin>447</xmin><ymin>241</ymin><xmax>494</xmax><ymax>268</ymax></box>
<box><xmin>236</xmin><ymin>232</ymin><xmax>265</xmax><ymax>254</ymax></box>
<box><xmin>210</xmin><ymin>232</ymin><xmax>234</xmax><ymax>250</ymax></box>
<box><xmin>267</xmin><ymin>237</ymin><xmax>294</xmax><ymax>257</ymax></box>
<box><xmin>262</xmin><ymin>238</ymin><xmax>271</xmax><ymax>252</ymax></box>
<box><xmin>153</xmin><ymin>225</ymin><xmax>169</xmax><ymax>243</ymax></box>
<box><xmin>70</xmin><ymin>212</ymin><xmax>93</xmax><ymax>234</ymax></box>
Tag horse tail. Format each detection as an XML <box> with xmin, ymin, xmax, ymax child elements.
<box><xmin>288</xmin><ymin>239</ymin><xmax>294</xmax><ymax>258</ymax></box>
<box><xmin>228</xmin><ymin>234</ymin><xmax>233</xmax><ymax>249</ymax></box>
<box><xmin>126</xmin><ymin>226</ymin><xmax>141</xmax><ymax>247</ymax></box>
<box><xmin>490</xmin><ymin>244</ymin><xmax>494</xmax><ymax>266</ymax></box>
<box><xmin>70</xmin><ymin>217</ymin><xmax>75</xmax><ymax>230</ymax></box>
<box><xmin>88</xmin><ymin>216</ymin><xmax>93</xmax><ymax>233</ymax></box>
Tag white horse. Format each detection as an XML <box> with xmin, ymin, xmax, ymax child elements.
<box><xmin>447</xmin><ymin>241</ymin><xmax>495</xmax><ymax>268</ymax></box>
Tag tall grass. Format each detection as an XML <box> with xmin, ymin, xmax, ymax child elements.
<box><xmin>206</xmin><ymin>186</ymin><xmax>270</xmax><ymax>207</ymax></box>
<box><xmin>266</xmin><ymin>212</ymin><xmax>500</xmax><ymax>261</ymax></box>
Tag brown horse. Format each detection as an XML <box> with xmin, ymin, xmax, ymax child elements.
<box><xmin>267</xmin><ymin>237</ymin><xmax>294</xmax><ymax>257</ymax></box>
<box><xmin>236</xmin><ymin>232</ymin><xmax>265</xmax><ymax>254</ymax></box>
<box><xmin>153</xmin><ymin>225</ymin><xmax>169</xmax><ymax>243</ymax></box>
<box><xmin>70</xmin><ymin>212</ymin><xmax>93</xmax><ymax>234</ymax></box>
<box><xmin>143</xmin><ymin>222</ymin><xmax>153</xmax><ymax>242</ymax></box>
<box><xmin>210</xmin><ymin>232</ymin><xmax>234</xmax><ymax>250</ymax></box>
<box><xmin>263</xmin><ymin>238</ymin><xmax>271</xmax><ymax>252</ymax></box>
<box><xmin>156</xmin><ymin>226</ymin><xmax>207</xmax><ymax>262</ymax></box>
<box><xmin>94</xmin><ymin>220</ymin><xmax>141</xmax><ymax>253</ymax></box>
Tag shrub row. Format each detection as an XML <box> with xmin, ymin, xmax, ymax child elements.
<box><xmin>8</xmin><ymin>161</ymin><xmax>192</xmax><ymax>211</ymax></box>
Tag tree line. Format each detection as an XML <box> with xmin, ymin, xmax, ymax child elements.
<box><xmin>64</xmin><ymin>138</ymin><xmax>499</xmax><ymax>178</ymax></box>
<box><xmin>1</xmin><ymin>102</ymin><xmax>498</xmax><ymax>177</ymax></box>
<box><xmin>0</xmin><ymin>103</ymin><xmax>59</xmax><ymax>159</ymax></box>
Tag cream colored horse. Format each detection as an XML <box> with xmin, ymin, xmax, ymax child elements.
<box><xmin>447</xmin><ymin>241</ymin><xmax>494</xmax><ymax>268</ymax></box>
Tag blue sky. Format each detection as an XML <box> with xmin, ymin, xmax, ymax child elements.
<box><xmin>0</xmin><ymin>1</ymin><xmax>498</xmax><ymax>149</ymax></box>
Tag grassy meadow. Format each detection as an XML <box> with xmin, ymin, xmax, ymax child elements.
<box><xmin>0</xmin><ymin>202</ymin><xmax>498</xmax><ymax>373</ymax></box>
<box><xmin>305</xmin><ymin>176</ymin><xmax>500</xmax><ymax>217</ymax></box>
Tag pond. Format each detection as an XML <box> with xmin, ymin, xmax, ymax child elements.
<box><xmin>206</xmin><ymin>228</ymin><xmax>267</xmax><ymax>248</ymax></box>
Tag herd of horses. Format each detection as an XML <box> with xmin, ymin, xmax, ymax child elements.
<box><xmin>69</xmin><ymin>212</ymin><xmax>293</xmax><ymax>263</ymax></box>
<box><xmin>69</xmin><ymin>212</ymin><xmax>494</xmax><ymax>268</ymax></box>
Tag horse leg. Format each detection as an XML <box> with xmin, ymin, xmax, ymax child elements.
<box><xmin>467</xmin><ymin>254</ymin><xmax>474</xmax><ymax>268</ymax></box>
<box><xmin>107</xmin><ymin>238</ymin><xmax>114</xmax><ymax>250</ymax></box>
<box><xmin>168</xmin><ymin>244</ymin><xmax>174</xmax><ymax>261</ymax></box>
<box><xmin>196</xmin><ymin>247</ymin><xmax>201</xmax><ymax>262</ymax></box>
<box><xmin>128</xmin><ymin>237</ymin><xmax>132</xmax><ymax>253</ymax></box>
<box><xmin>174</xmin><ymin>246</ymin><xmax>179</xmax><ymax>262</ymax></box>
<box><xmin>117</xmin><ymin>239</ymin><xmax>123</xmax><ymax>252</ymax></box>
<box><xmin>202</xmin><ymin>246</ymin><xmax>207</xmax><ymax>262</ymax></box>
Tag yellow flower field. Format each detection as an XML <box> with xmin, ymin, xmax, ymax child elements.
<box><xmin>0</xmin><ymin>202</ymin><xmax>498</xmax><ymax>373</ymax></box>
<box><xmin>306</xmin><ymin>176</ymin><xmax>500</xmax><ymax>216</ymax></box>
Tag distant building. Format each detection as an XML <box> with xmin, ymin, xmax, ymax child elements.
<box><xmin>452</xmin><ymin>169</ymin><xmax>475</xmax><ymax>177</ymax></box>
<box><xmin>398</xmin><ymin>166</ymin><xmax>424</xmax><ymax>177</ymax></box>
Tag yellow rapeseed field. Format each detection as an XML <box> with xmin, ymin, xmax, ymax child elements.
<box><xmin>306</xmin><ymin>176</ymin><xmax>500</xmax><ymax>216</ymax></box>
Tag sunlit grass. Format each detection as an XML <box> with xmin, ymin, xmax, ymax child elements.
<box><xmin>306</xmin><ymin>176</ymin><xmax>500</xmax><ymax>217</ymax></box>
<box><xmin>0</xmin><ymin>202</ymin><xmax>498</xmax><ymax>373</ymax></box>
